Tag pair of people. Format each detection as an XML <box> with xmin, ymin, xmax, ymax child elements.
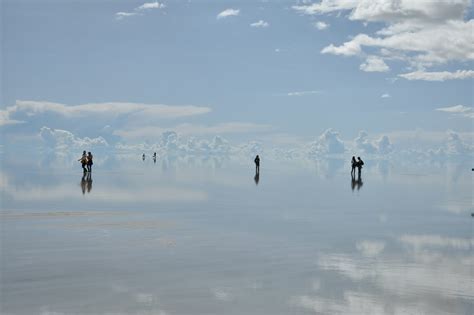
<box><xmin>351</xmin><ymin>156</ymin><xmax>364</xmax><ymax>177</ymax></box>
<box><xmin>78</xmin><ymin>151</ymin><xmax>94</xmax><ymax>173</ymax></box>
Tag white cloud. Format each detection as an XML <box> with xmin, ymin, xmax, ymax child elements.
<box><xmin>0</xmin><ymin>110</ymin><xmax>24</xmax><ymax>126</ymax></box>
<box><xmin>298</xmin><ymin>1</ymin><xmax>474</xmax><ymax>75</ymax></box>
<box><xmin>354</xmin><ymin>131</ymin><xmax>392</xmax><ymax>155</ymax></box>
<box><xmin>39</xmin><ymin>127</ymin><xmax>109</xmax><ymax>151</ymax></box>
<box><xmin>381</xmin><ymin>93</ymin><xmax>390</xmax><ymax>98</ymax></box>
<box><xmin>436</xmin><ymin>105</ymin><xmax>473</xmax><ymax>119</ymax></box>
<box><xmin>217</xmin><ymin>8</ymin><xmax>240</xmax><ymax>19</ymax></box>
<box><xmin>307</xmin><ymin>129</ymin><xmax>345</xmax><ymax>157</ymax></box>
<box><xmin>115</xmin><ymin>1</ymin><xmax>165</xmax><ymax>19</ymax></box>
<box><xmin>287</xmin><ymin>90</ymin><xmax>321</xmax><ymax>96</ymax></box>
<box><xmin>399</xmin><ymin>70</ymin><xmax>474</xmax><ymax>81</ymax></box>
<box><xmin>359</xmin><ymin>55</ymin><xmax>389</xmax><ymax>72</ymax></box>
<box><xmin>250</xmin><ymin>20</ymin><xmax>269</xmax><ymax>28</ymax></box>
<box><xmin>136</xmin><ymin>2</ymin><xmax>165</xmax><ymax>11</ymax></box>
<box><xmin>314</xmin><ymin>21</ymin><xmax>329</xmax><ymax>30</ymax></box>
<box><xmin>115</xmin><ymin>12</ymin><xmax>138</xmax><ymax>20</ymax></box>
<box><xmin>292</xmin><ymin>0</ymin><xmax>357</xmax><ymax>15</ymax></box>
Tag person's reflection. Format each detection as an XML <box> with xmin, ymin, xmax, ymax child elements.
<box><xmin>254</xmin><ymin>172</ymin><xmax>260</xmax><ymax>185</ymax></box>
<box><xmin>351</xmin><ymin>173</ymin><xmax>363</xmax><ymax>191</ymax></box>
<box><xmin>86</xmin><ymin>172</ymin><xmax>93</xmax><ymax>193</ymax></box>
<box><xmin>80</xmin><ymin>173</ymin><xmax>87</xmax><ymax>195</ymax></box>
<box><xmin>80</xmin><ymin>172</ymin><xmax>93</xmax><ymax>194</ymax></box>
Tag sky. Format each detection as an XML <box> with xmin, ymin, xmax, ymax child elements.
<box><xmin>1</xmin><ymin>0</ymin><xmax>473</xmax><ymax>160</ymax></box>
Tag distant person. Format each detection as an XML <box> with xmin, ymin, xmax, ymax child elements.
<box><xmin>78</xmin><ymin>150</ymin><xmax>87</xmax><ymax>173</ymax></box>
<box><xmin>142</xmin><ymin>153</ymin><xmax>145</xmax><ymax>161</ymax></box>
<box><xmin>351</xmin><ymin>156</ymin><xmax>357</xmax><ymax>177</ymax></box>
<box><xmin>153</xmin><ymin>152</ymin><xmax>157</xmax><ymax>163</ymax></box>
<box><xmin>87</xmin><ymin>152</ymin><xmax>93</xmax><ymax>172</ymax></box>
<box><xmin>254</xmin><ymin>155</ymin><xmax>260</xmax><ymax>174</ymax></box>
<box><xmin>357</xmin><ymin>157</ymin><xmax>364</xmax><ymax>176</ymax></box>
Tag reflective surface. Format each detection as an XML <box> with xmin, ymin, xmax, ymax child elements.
<box><xmin>1</xmin><ymin>156</ymin><xmax>473</xmax><ymax>314</ymax></box>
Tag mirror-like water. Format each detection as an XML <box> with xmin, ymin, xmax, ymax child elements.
<box><xmin>1</xmin><ymin>157</ymin><xmax>473</xmax><ymax>314</ymax></box>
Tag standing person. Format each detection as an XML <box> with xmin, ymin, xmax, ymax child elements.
<box><xmin>357</xmin><ymin>156</ymin><xmax>364</xmax><ymax>177</ymax></box>
<box><xmin>142</xmin><ymin>153</ymin><xmax>145</xmax><ymax>161</ymax></box>
<box><xmin>87</xmin><ymin>152</ymin><xmax>93</xmax><ymax>172</ymax></box>
<box><xmin>254</xmin><ymin>155</ymin><xmax>260</xmax><ymax>174</ymax></box>
<box><xmin>351</xmin><ymin>156</ymin><xmax>357</xmax><ymax>177</ymax></box>
<box><xmin>78</xmin><ymin>150</ymin><xmax>87</xmax><ymax>173</ymax></box>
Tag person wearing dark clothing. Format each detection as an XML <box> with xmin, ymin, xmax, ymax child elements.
<box><xmin>351</xmin><ymin>156</ymin><xmax>357</xmax><ymax>177</ymax></box>
<box><xmin>254</xmin><ymin>155</ymin><xmax>260</xmax><ymax>174</ymax></box>
<box><xmin>87</xmin><ymin>152</ymin><xmax>93</xmax><ymax>172</ymax></box>
<box><xmin>357</xmin><ymin>156</ymin><xmax>364</xmax><ymax>176</ymax></box>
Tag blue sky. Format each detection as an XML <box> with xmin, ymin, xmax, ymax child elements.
<box><xmin>1</xmin><ymin>0</ymin><xmax>473</xmax><ymax>157</ymax></box>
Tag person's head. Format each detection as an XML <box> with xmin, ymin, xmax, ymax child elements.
<box><xmin>352</xmin><ymin>156</ymin><xmax>356</xmax><ymax>161</ymax></box>
<box><xmin>88</xmin><ymin>151</ymin><xmax>91</xmax><ymax>155</ymax></box>
<box><xmin>357</xmin><ymin>156</ymin><xmax>361</xmax><ymax>160</ymax></box>
<box><xmin>83</xmin><ymin>150</ymin><xmax>86</xmax><ymax>154</ymax></box>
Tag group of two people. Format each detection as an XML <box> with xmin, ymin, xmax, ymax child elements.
<box><xmin>351</xmin><ymin>156</ymin><xmax>364</xmax><ymax>177</ymax></box>
<box><xmin>78</xmin><ymin>151</ymin><xmax>94</xmax><ymax>173</ymax></box>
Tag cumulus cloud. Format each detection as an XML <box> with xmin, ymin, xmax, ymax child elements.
<box><xmin>250</xmin><ymin>20</ymin><xmax>269</xmax><ymax>28</ymax></box>
<box><xmin>444</xmin><ymin>129</ymin><xmax>473</xmax><ymax>156</ymax></box>
<box><xmin>353</xmin><ymin>131</ymin><xmax>392</xmax><ymax>155</ymax></box>
<box><xmin>39</xmin><ymin>127</ymin><xmax>108</xmax><ymax>152</ymax></box>
<box><xmin>307</xmin><ymin>129</ymin><xmax>345</xmax><ymax>157</ymax></box>
<box><xmin>381</xmin><ymin>93</ymin><xmax>390</xmax><ymax>98</ymax></box>
<box><xmin>399</xmin><ymin>70</ymin><xmax>474</xmax><ymax>81</ymax></box>
<box><xmin>2</xmin><ymin>100</ymin><xmax>211</xmax><ymax>142</ymax></box>
<box><xmin>436</xmin><ymin>105</ymin><xmax>473</xmax><ymax>119</ymax></box>
<box><xmin>296</xmin><ymin>1</ymin><xmax>474</xmax><ymax>75</ymax></box>
<box><xmin>359</xmin><ymin>55</ymin><xmax>390</xmax><ymax>72</ymax></box>
<box><xmin>217</xmin><ymin>8</ymin><xmax>240</xmax><ymax>19</ymax></box>
<box><xmin>314</xmin><ymin>21</ymin><xmax>329</xmax><ymax>30</ymax></box>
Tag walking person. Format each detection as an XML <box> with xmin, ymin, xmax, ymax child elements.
<box><xmin>78</xmin><ymin>150</ymin><xmax>87</xmax><ymax>173</ymax></box>
<box><xmin>254</xmin><ymin>155</ymin><xmax>260</xmax><ymax>174</ymax></box>
<box><xmin>87</xmin><ymin>152</ymin><xmax>93</xmax><ymax>172</ymax></box>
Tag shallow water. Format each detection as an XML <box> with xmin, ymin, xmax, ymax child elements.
<box><xmin>1</xmin><ymin>157</ymin><xmax>473</xmax><ymax>314</ymax></box>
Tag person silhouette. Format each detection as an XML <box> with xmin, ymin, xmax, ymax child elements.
<box><xmin>351</xmin><ymin>156</ymin><xmax>357</xmax><ymax>177</ymax></box>
<box><xmin>78</xmin><ymin>151</ymin><xmax>87</xmax><ymax>173</ymax></box>
<box><xmin>153</xmin><ymin>152</ymin><xmax>157</xmax><ymax>164</ymax></box>
<box><xmin>254</xmin><ymin>155</ymin><xmax>260</xmax><ymax>174</ymax></box>
<box><xmin>357</xmin><ymin>157</ymin><xmax>364</xmax><ymax>177</ymax></box>
<box><xmin>142</xmin><ymin>153</ymin><xmax>145</xmax><ymax>161</ymax></box>
<box><xmin>87</xmin><ymin>152</ymin><xmax>93</xmax><ymax>172</ymax></box>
